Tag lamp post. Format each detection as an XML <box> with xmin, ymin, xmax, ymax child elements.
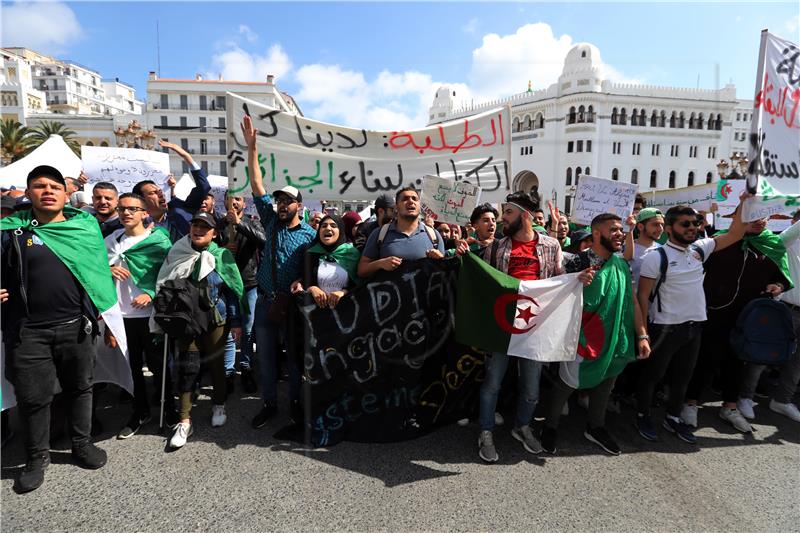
<box><xmin>716</xmin><ymin>152</ymin><xmax>749</xmax><ymax>180</ymax></box>
<box><xmin>113</xmin><ymin>120</ymin><xmax>156</xmax><ymax>150</ymax></box>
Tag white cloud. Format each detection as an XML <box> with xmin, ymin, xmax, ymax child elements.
<box><xmin>0</xmin><ymin>1</ymin><xmax>82</xmax><ymax>53</ymax></box>
<box><xmin>787</xmin><ymin>14</ymin><xmax>799</xmax><ymax>33</ymax></box>
<box><xmin>210</xmin><ymin>43</ymin><xmax>292</xmax><ymax>83</ymax></box>
<box><xmin>238</xmin><ymin>24</ymin><xmax>258</xmax><ymax>44</ymax></box>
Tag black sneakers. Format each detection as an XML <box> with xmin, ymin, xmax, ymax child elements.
<box><xmin>584</xmin><ymin>426</ymin><xmax>621</xmax><ymax>455</ymax></box>
<box><xmin>72</xmin><ymin>442</ymin><xmax>107</xmax><ymax>469</ymax></box>
<box><xmin>117</xmin><ymin>412</ymin><xmax>152</xmax><ymax>440</ymax></box>
<box><xmin>540</xmin><ymin>426</ymin><xmax>558</xmax><ymax>455</ymax></box>
<box><xmin>14</xmin><ymin>452</ymin><xmax>50</xmax><ymax>494</ymax></box>
<box><xmin>251</xmin><ymin>402</ymin><xmax>278</xmax><ymax>429</ymax></box>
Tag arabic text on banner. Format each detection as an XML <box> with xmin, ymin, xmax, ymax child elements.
<box><xmin>225</xmin><ymin>93</ymin><xmax>512</xmax><ymax>202</ymax></box>
<box><xmin>420</xmin><ymin>175</ymin><xmax>482</xmax><ymax>225</ymax></box>
<box><xmin>81</xmin><ymin>146</ymin><xmax>172</xmax><ymax>195</ymax></box>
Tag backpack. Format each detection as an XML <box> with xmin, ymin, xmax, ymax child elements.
<box><xmin>648</xmin><ymin>244</ymin><xmax>705</xmax><ymax>313</ymax></box>
<box><xmin>730</xmin><ymin>298</ymin><xmax>797</xmax><ymax>365</ymax></box>
<box><xmin>152</xmin><ymin>278</ymin><xmax>215</xmax><ymax>339</ymax></box>
<box><xmin>376</xmin><ymin>222</ymin><xmax>439</xmax><ymax>254</ymax></box>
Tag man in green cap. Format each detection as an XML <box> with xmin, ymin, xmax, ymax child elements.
<box><xmin>626</xmin><ymin>208</ymin><xmax>664</xmax><ymax>292</ymax></box>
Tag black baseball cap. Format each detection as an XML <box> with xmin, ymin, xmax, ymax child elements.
<box><xmin>191</xmin><ymin>211</ymin><xmax>217</xmax><ymax>229</ymax></box>
<box><xmin>374</xmin><ymin>193</ymin><xmax>395</xmax><ymax>210</ymax></box>
<box><xmin>26</xmin><ymin>165</ymin><xmax>66</xmax><ymax>187</ymax></box>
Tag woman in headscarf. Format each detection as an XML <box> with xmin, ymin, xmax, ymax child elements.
<box><xmin>292</xmin><ymin>215</ymin><xmax>360</xmax><ymax>308</ymax></box>
<box><xmin>341</xmin><ymin>211</ymin><xmax>362</xmax><ymax>243</ymax></box>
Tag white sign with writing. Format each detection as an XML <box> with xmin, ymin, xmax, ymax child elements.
<box><xmin>648</xmin><ymin>183</ymin><xmax>716</xmax><ymax>212</ymax></box>
<box><xmin>81</xmin><ymin>146</ymin><xmax>171</xmax><ymax>195</ymax></box>
<box><xmin>745</xmin><ymin>30</ymin><xmax>800</xmax><ymax>210</ymax></box>
<box><xmin>571</xmin><ymin>175</ymin><xmax>638</xmax><ymax>225</ymax></box>
<box><xmin>225</xmin><ymin>93</ymin><xmax>512</xmax><ymax>203</ymax></box>
<box><xmin>742</xmin><ymin>179</ymin><xmax>800</xmax><ymax>221</ymax></box>
<box><xmin>174</xmin><ymin>173</ymin><xmax>258</xmax><ymax>217</ymax></box>
<box><xmin>420</xmin><ymin>175</ymin><xmax>481</xmax><ymax>225</ymax></box>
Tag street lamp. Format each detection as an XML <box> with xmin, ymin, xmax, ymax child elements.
<box><xmin>717</xmin><ymin>152</ymin><xmax>748</xmax><ymax>179</ymax></box>
<box><xmin>113</xmin><ymin>120</ymin><xmax>156</xmax><ymax>150</ymax></box>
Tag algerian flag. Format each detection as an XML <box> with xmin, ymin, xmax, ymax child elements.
<box><xmin>455</xmin><ymin>252</ymin><xmax>583</xmax><ymax>361</ymax></box>
<box><xmin>559</xmin><ymin>253</ymin><xmax>635</xmax><ymax>389</ymax></box>
<box><xmin>1</xmin><ymin>207</ymin><xmax>132</xmax><ymax>395</ymax></box>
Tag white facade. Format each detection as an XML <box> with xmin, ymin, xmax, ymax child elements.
<box><xmin>146</xmin><ymin>73</ymin><xmax>302</xmax><ymax>176</ymax></box>
<box><xmin>1</xmin><ymin>49</ymin><xmax>46</xmax><ymax>122</ymax></box>
<box><xmin>429</xmin><ymin>43</ymin><xmax>752</xmax><ymax>212</ymax></box>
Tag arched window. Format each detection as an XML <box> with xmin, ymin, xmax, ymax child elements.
<box><xmin>578</xmin><ymin>105</ymin><xmax>586</xmax><ymax>123</ymax></box>
<box><xmin>585</xmin><ymin>167</ymin><xmax>591</xmax><ymax>176</ymax></box>
<box><xmin>612</xmin><ymin>168</ymin><xmax>619</xmax><ymax>181</ymax></box>
<box><xmin>707</xmin><ymin>115</ymin><xmax>715</xmax><ymax>130</ymax></box>
<box><xmin>679</xmin><ymin>112</ymin><xmax>686</xmax><ymax>128</ymax></box>
<box><xmin>650</xmin><ymin>111</ymin><xmax>658</xmax><ymax>127</ymax></box>
<box><xmin>688</xmin><ymin>171</ymin><xmax>695</xmax><ymax>186</ymax></box>
<box><xmin>631</xmin><ymin>169</ymin><xmax>639</xmax><ymax>184</ymax></box>
<box><xmin>534</xmin><ymin>113</ymin><xmax>544</xmax><ymax>129</ymax></box>
<box><xmin>568</xmin><ymin>106</ymin><xmax>576</xmax><ymax>124</ymax></box>
<box><xmin>566</xmin><ymin>167</ymin><xmax>572</xmax><ymax>186</ymax></box>
<box><xmin>524</xmin><ymin>115</ymin><xmax>533</xmax><ymax>131</ymax></box>
<box><xmin>611</xmin><ymin>107</ymin><xmax>618</xmax><ymax>125</ymax></box>
<box><xmin>670</xmin><ymin>112</ymin><xmax>677</xmax><ymax>128</ymax></box>
<box><xmin>587</xmin><ymin>105</ymin><xmax>594</xmax><ymax>123</ymax></box>
<box><xmin>513</xmin><ymin>117</ymin><xmax>521</xmax><ymax>132</ymax></box>
<box><xmin>715</xmin><ymin>113</ymin><xmax>722</xmax><ymax>130</ymax></box>
<box><xmin>650</xmin><ymin>170</ymin><xmax>657</xmax><ymax>188</ymax></box>
<box><xmin>619</xmin><ymin>108</ymin><xmax>627</xmax><ymax>125</ymax></box>
<box><xmin>706</xmin><ymin>171</ymin><xmax>713</xmax><ymax>183</ymax></box>
<box><xmin>669</xmin><ymin>170</ymin><xmax>676</xmax><ymax>188</ymax></box>
<box><xmin>631</xmin><ymin>108</ymin><xmax>638</xmax><ymax>126</ymax></box>
<box><xmin>689</xmin><ymin>112</ymin><xmax>696</xmax><ymax>129</ymax></box>
<box><xmin>640</xmin><ymin>109</ymin><xmax>646</xmax><ymax>126</ymax></box>
<box><xmin>575</xmin><ymin>166</ymin><xmax>583</xmax><ymax>185</ymax></box>
<box><xmin>100</xmin><ymin>141</ymin><xmax>109</xmax><ymax>147</ymax></box>
<box><xmin>659</xmin><ymin>110</ymin><xmax>666</xmax><ymax>127</ymax></box>
<box><xmin>85</xmin><ymin>141</ymin><xmax>94</xmax><ymax>146</ymax></box>
<box><xmin>697</xmin><ymin>113</ymin><xmax>704</xmax><ymax>129</ymax></box>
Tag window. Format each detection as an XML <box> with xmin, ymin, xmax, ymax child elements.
<box><xmin>535</xmin><ymin>113</ymin><xmax>544</xmax><ymax>129</ymax></box>
<box><xmin>640</xmin><ymin>109</ymin><xmax>646</xmax><ymax>126</ymax></box>
<box><xmin>200</xmin><ymin>95</ymin><xmax>207</xmax><ymax>111</ymax></box>
<box><xmin>566</xmin><ymin>168</ymin><xmax>572</xmax><ymax>186</ymax></box>
<box><xmin>200</xmin><ymin>139</ymin><xmax>207</xmax><ymax>155</ymax></box>
<box><xmin>689</xmin><ymin>146</ymin><xmax>698</xmax><ymax>158</ymax></box>
<box><xmin>689</xmin><ymin>112</ymin><xmax>696</xmax><ymax>129</ymax></box>
<box><xmin>180</xmin><ymin>94</ymin><xmax>188</xmax><ymax>110</ymax></box>
<box><xmin>736</xmin><ymin>112</ymin><xmax>741</xmax><ymax>121</ymax></box>
<box><xmin>160</xmin><ymin>94</ymin><xmax>168</xmax><ymax>109</ymax></box>
<box><xmin>679</xmin><ymin>112</ymin><xmax>686</xmax><ymax>128</ymax></box>
<box><xmin>180</xmin><ymin>116</ymin><xmax>187</xmax><ymax>128</ymax></box>
<box><xmin>715</xmin><ymin>113</ymin><xmax>722</xmax><ymax>130</ymax></box>
<box><xmin>201</xmin><ymin>161</ymin><xmax>209</xmax><ymax>173</ymax></box>
<box><xmin>568</xmin><ymin>106</ymin><xmax>576</xmax><ymax>124</ymax></box>
<box><xmin>706</xmin><ymin>171</ymin><xmax>713</xmax><ymax>183</ymax></box>
<box><xmin>659</xmin><ymin>110</ymin><xmax>666</xmax><ymax>127</ymax></box>
<box><xmin>218</xmin><ymin>117</ymin><xmax>226</xmax><ymax>129</ymax></box>
<box><xmin>567</xmin><ymin>141</ymin><xmax>574</xmax><ymax>153</ymax></box>
<box><xmin>632</xmin><ymin>142</ymin><xmax>641</xmax><ymax>155</ymax></box>
<box><xmin>215</xmin><ymin>96</ymin><xmax>225</xmax><ymax>109</ymax></box>
<box><xmin>688</xmin><ymin>171</ymin><xmax>695</xmax><ymax>186</ymax></box>
<box><xmin>180</xmin><ymin>138</ymin><xmax>188</xmax><ymax>150</ymax></box>
<box><xmin>587</xmin><ymin>106</ymin><xmax>594</xmax><ymax>123</ymax></box>
<box><xmin>513</xmin><ymin>117</ymin><xmax>521</xmax><ymax>132</ymax></box>
<box><xmin>199</xmin><ymin>117</ymin><xmax>206</xmax><ymax>130</ymax></box>
<box><xmin>650</xmin><ymin>170</ymin><xmax>657</xmax><ymax>188</ymax></box>
<box><xmin>707</xmin><ymin>146</ymin><xmax>717</xmax><ymax>159</ymax></box>
<box><xmin>162</xmin><ymin>139</ymin><xmax>170</xmax><ymax>153</ymax></box>
<box><xmin>631</xmin><ymin>108</ymin><xmax>638</xmax><ymax>126</ymax></box>
<box><xmin>585</xmin><ymin>167</ymin><xmax>590</xmax><ymax>176</ymax></box>
<box><xmin>619</xmin><ymin>108</ymin><xmax>627</xmax><ymax>125</ymax></box>
<box><xmin>85</xmin><ymin>141</ymin><xmax>94</xmax><ymax>146</ymax></box>
<box><xmin>577</xmin><ymin>140</ymin><xmax>584</xmax><ymax>152</ymax></box>
<box><xmin>698</xmin><ymin>113</ymin><xmax>704</xmax><ymax>129</ymax></box>
<box><xmin>182</xmin><ymin>161</ymin><xmax>189</xmax><ymax>174</ymax></box>
<box><xmin>669</xmin><ymin>170</ymin><xmax>676</xmax><ymax>188</ymax></box>
<box><xmin>586</xmin><ymin>140</ymin><xmax>592</xmax><ymax>152</ymax></box>
<box><xmin>651</xmin><ymin>111</ymin><xmax>658</xmax><ymax>127</ymax></box>
<box><xmin>652</xmin><ymin>144</ymin><xmax>660</xmax><ymax>156</ymax></box>
<box><xmin>612</xmin><ymin>141</ymin><xmax>621</xmax><ymax>154</ymax></box>
<box><xmin>575</xmin><ymin>166</ymin><xmax>583</xmax><ymax>185</ymax></box>
<box><xmin>631</xmin><ymin>169</ymin><xmax>639</xmax><ymax>184</ymax></box>
<box><xmin>612</xmin><ymin>168</ymin><xmax>619</xmax><ymax>181</ymax></box>
<box><xmin>220</xmin><ymin>161</ymin><xmax>227</xmax><ymax>176</ymax></box>
<box><xmin>219</xmin><ymin>139</ymin><xmax>226</xmax><ymax>154</ymax></box>
<box><xmin>611</xmin><ymin>107</ymin><xmax>618</xmax><ymax>125</ymax></box>
<box><xmin>100</xmin><ymin>141</ymin><xmax>108</xmax><ymax>147</ymax></box>
<box><xmin>160</xmin><ymin>116</ymin><xmax>167</xmax><ymax>127</ymax></box>
<box><xmin>578</xmin><ymin>105</ymin><xmax>585</xmax><ymax>123</ymax></box>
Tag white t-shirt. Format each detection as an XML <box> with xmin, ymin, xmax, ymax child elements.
<box><xmin>630</xmin><ymin>241</ymin><xmax>661</xmax><ymax>292</ymax></box>
<box><xmin>105</xmin><ymin>229</ymin><xmax>152</xmax><ymax>319</ymax></box>
<box><xmin>640</xmin><ymin>237</ymin><xmax>716</xmax><ymax>325</ymax></box>
<box><xmin>779</xmin><ymin>220</ymin><xmax>800</xmax><ymax>307</ymax></box>
<box><xmin>317</xmin><ymin>260</ymin><xmax>349</xmax><ymax>294</ymax></box>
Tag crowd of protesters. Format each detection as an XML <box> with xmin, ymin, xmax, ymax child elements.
<box><xmin>0</xmin><ymin>116</ymin><xmax>797</xmax><ymax>494</ymax></box>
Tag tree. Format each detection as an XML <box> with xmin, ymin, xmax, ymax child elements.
<box><xmin>1</xmin><ymin>119</ymin><xmax>33</xmax><ymax>164</ymax></box>
<box><xmin>27</xmin><ymin>120</ymin><xmax>81</xmax><ymax>156</ymax></box>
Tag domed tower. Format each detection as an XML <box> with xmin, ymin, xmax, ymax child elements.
<box><xmin>428</xmin><ymin>86</ymin><xmax>456</xmax><ymax>124</ymax></box>
<box><xmin>559</xmin><ymin>43</ymin><xmax>604</xmax><ymax>93</ymax></box>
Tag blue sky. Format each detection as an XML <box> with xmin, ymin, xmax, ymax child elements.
<box><xmin>2</xmin><ymin>1</ymin><xmax>798</xmax><ymax>129</ymax></box>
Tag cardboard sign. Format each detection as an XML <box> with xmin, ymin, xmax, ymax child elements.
<box><xmin>571</xmin><ymin>175</ymin><xmax>638</xmax><ymax>225</ymax></box>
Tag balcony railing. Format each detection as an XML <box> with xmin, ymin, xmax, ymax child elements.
<box><xmin>148</xmin><ymin>102</ymin><xmax>226</xmax><ymax>111</ymax></box>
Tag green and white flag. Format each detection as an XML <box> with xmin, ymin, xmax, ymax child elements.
<box><xmin>455</xmin><ymin>252</ymin><xmax>583</xmax><ymax>361</ymax></box>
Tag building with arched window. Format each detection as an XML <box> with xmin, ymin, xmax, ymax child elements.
<box><xmin>429</xmin><ymin>42</ymin><xmax>750</xmax><ymax>211</ymax></box>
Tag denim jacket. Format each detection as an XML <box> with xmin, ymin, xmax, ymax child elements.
<box><xmin>203</xmin><ymin>270</ymin><xmax>241</xmax><ymax>328</ymax></box>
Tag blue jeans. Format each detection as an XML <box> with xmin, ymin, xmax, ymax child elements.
<box><xmin>253</xmin><ymin>294</ymin><xmax>301</xmax><ymax>405</ymax></box>
<box><xmin>479</xmin><ymin>352</ymin><xmax>542</xmax><ymax>431</ymax></box>
<box><xmin>224</xmin><ymin>287</ymin><xmax>259</xmax><ymax>375</ymax></box>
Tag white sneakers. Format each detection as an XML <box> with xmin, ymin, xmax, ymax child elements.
<box><xmin>169</xmin><ymin>421</ymin><xmax>193</xmax><ymax>448</ymax></box>
<box><xmin>770</xmin><ymin>399</ymin><xmax>800</xmax><ymax>422</ymax></box>
<box><xmin>719</xmin><ymin>407</ymin><xmax>753</xmax><ymax>433</ymax></box>
<box><xmin>737</xmin><ymin>398</ymin><xmax>756</xmax><ymax>420</ymax></box>
<box><xmin>680</xmin><ymin>404</ymin><xmax>698</xmax><ymax>428</ymax></box>
<box><xmin>211</xmin><ymin>404</ymin><xmax>227</xmax><ymax>427</ymax></box>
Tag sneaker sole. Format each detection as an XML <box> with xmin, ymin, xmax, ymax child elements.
<box><xmin>584</xmin><ymin>431</ymin><xmax>621</xmax><ymax>456</ymax></box>
<box><xmin>718</xmin><ymin>413</ymin><xmax>752</xmax><ymax>434</ymax></box>
<box><xmin>511</xmin><ymin>430</ymin><xmax>543</xmax><ymax>454</ymax></box>
<box><xmin>662</xmin><ymin>420</ymin><xmax>697</xmax><ymax>444</ymax></box>
<box><xmin>477</xmin><ymin>437</ymin><xmax>499</xmax><ymax>463</ymax></box>
<box><xmin>116</xmin><ymin>426</ymin><xmax>140</xmax><ymax>440</ymax></box>
<box><xmin>211</xmin><ymin>419</ymin><xmax>227</xmax><ymax>428</ymax></box>
<box><xmin>769</xmin><ymin>405</ymin><xmax>800</xmax><ymax>422</ymax></box>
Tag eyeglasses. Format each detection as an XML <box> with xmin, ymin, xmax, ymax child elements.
<box><xmin>116</xmin><ymin>206</ymin><xmax>147</xmax><ymax>214</ymax></box>
<box><xmin>275</xmin><ymin>197</ymin><xmax>297</xmax><ymax>206</ymax></box>
<box><xmin>677</xmin><ymin>220</ymin><xmax>702</xmax><ymax>228</ymax></box>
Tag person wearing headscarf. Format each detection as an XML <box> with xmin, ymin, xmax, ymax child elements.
<box><xmin>341</xmin><ymin>211</ymin><xmax>362</xmax><ymax>243</ymax></box>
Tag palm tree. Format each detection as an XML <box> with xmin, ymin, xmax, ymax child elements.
<box><xmin>27</xmin><ymin>120</ymin><xmax>81</xmax><ymax>156</ymax></box>
<box><xmin>1</xmin><ymin>119</ymin><xmax>34</xmax><ymax>164</ymax></box>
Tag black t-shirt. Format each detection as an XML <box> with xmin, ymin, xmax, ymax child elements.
<box><xmin>19</xmin><ymin>230</ymin><xmax>83</xmax><ymax>326</ymax></box>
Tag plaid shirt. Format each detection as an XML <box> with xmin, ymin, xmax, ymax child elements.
<box><xmin>483</xmin><ymin>233</ymin><xmax>564</xmax><ymax>279</ymax></box>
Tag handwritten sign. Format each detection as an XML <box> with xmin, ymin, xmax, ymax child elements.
<box><xmin>648</xmin><ymin>183</ymin><xmax>716</xmax><ymax>212</ymax></box>
<box><xmin>225</xmin><ymin>93</ymin><xmax>512</xmax><ymax>203</ymax></box>
<box><xmin>571</xmin><ymin>175</ymin><xmax>638</xmax><ymax>225</ymax></box>
<box><xmin>81</xmin><ymin>146</ymin><xmax>171</xmax><ymax>195</ymax></box>
<box><xmin>174</xmin><ymin>172</ymin><xmax>258</xmax><ymax>217</ymax></box>
<box><xmin>420</xmin><ymin>175</ymin><xmax>481</xmax><ymax>225</ymax></box>
<box><xmin>745</xmin><ymin>30</ymin><xmax>800</xmax><ymax>212</ymax></box>
<box><xmin>742</xmin><ymin>179</ymin><xmax>799</xmax><ymax>221</ymax></box>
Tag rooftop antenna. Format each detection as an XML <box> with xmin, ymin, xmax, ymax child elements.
<box><xmin>156</xmin><ymin>20</ymin><xmax>161</xmax><ymax>77</ymax></box>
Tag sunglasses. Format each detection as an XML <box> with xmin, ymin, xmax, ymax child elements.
<box><xmin>116</xmin><ymin>206</ymin><xmax>147</xmax><ymax>214</ymax></box>
<box><xmin>676</xmin><ymin>220</ymin><xmax>702</xmax><ymax>228</ymax></box>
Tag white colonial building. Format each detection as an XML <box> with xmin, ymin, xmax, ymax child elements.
<box><xmin>146</xmin><ymin>72</ymin><xmax>302</xmax><ymax>176</ymax></box>
<box><xmin>429</xmin><ymin>43</ymin><xmax>753</xmax><ymax>212</ymax></box>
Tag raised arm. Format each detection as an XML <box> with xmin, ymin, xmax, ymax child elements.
<box><xmin>160</xmin><ymin>139</ymin><xmax>196</xmax><ymax>168</ymax></box>
<box><xmin>241</xmin><ymin>115</ymin><xmax>265</xmax><ymax>198</ymax></box>
<box><xmin>712</xmin><ymin>193</ymin><xmax>750</xmax><ymax>253</ymax></box>
<box><xmin>623</xmin><ymin>214</ymin><xmax>636</xmax><ymax>261</ymax></box>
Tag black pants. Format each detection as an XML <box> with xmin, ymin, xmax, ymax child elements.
<box><xmin>123</xmin><ymin>317</ymin><xmax>168</xmax><ymax>418</ymax></box>
<box><xmin>546</xmin><ymin>376</ymin><xmax>617</xmax><ymax>430</ymax></box>
<box><xmin>5</xmin><ymin>320</ymin><xmax>95</xmax><ymax>458</ymax></box>
<box><xmin>636</xmin><ymin>321</ymin><xmax>704</xmax><ymax>418</ymax></box>
<box><xmin>686</xmin><ymin>318</ymin><xmax>742</xmax><ymax>404</ymax></box>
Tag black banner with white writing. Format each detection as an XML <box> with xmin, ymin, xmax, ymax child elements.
<box><xmin>296</xmin><ymin>258</ymin><xmax>485</xmax><ymax>447</ymax></box>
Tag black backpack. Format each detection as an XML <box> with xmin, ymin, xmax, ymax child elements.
<box><xmin>730</xmin><ymin>298</ymin><xmax>797</xmax><ymax>365</ymax></box>
<box><xmin>152</xmin><ymin>278</ymin><xmax>214</xmax><ymax>339</ymax></box>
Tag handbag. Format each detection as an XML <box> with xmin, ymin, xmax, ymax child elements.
<box><xmin>266</xmin><ymin>225</ymin><xmax>291</xmax><ymax>325</ymax></box>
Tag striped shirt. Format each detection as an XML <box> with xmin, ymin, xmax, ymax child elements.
<box><xmin>254</xmin><ymin>194</ymin><xmax>316</xmax><ymax>295</ymax></box>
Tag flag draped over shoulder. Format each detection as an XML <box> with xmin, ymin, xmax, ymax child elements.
<box><xmin>109</xmin><ymin>227</ymin><xmax>172</xmax><ymax>298</ymax></box>
<box><xmin>455</xmin><ymin>252</ymin><xmax>583</xmax><ymax>362</ymax></box>
<box><xmin>560</xmin><ymin>253</ymin><xmax>635</xmax><ymax>390</ymax></box>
